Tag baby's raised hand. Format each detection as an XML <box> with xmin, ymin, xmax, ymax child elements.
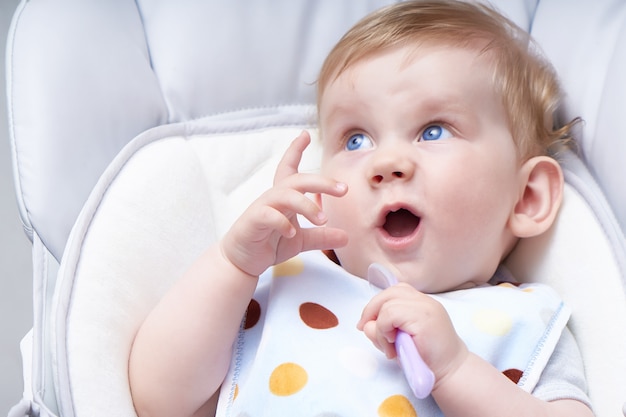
<box><xmin>221</xmin><ymin>131</ymin><xmax>348</xmax><ymax>277</ymax></box>
<box><xmin>357</xmin><ymin>284</ymin><xmax>469</xmax><ymax>390</ymax></box>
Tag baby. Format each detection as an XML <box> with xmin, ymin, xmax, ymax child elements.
<box><xmin>130</xmin><ymin>1</ymin><xmax>593</xmax><ymax>416</ymax></box>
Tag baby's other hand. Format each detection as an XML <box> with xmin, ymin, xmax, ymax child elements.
<box><xmin>221</xmin><ymin>131</ymin><xmax>348</xmax><ymax>277</ymax></box>
<box><xmin>357</xmin><ymin>284</ymin><xmax>469</xmax><ymax>388</ymax></box>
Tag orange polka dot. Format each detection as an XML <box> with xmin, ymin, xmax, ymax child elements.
<box><xmin>299</xmin><ymin>302</ymin><xmax>339</xmax><ymax>329</ymax></box>
<box><xmin>269</xmin><ymin>362</ymin><xmax>308</xmax><ymax>396</ymax></box>
<box><xmin>497</xmin><ymin>282</ymin><xmax>517</xmax><ymax>289</ymax></box>
<box><xmin>244</xmin><ymin>299</ymin><xmax>261</xmax><ymax>329</ymax></box>
<box><xmin>378</xmin><ymin>395</ymin><xmax>418</xmax><ymax>417</ymax></box>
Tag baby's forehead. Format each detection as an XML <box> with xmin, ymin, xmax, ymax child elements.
<box><xmin>318</xmin><ymin>44</ymin><xmax>512</xmax><ymax>141</ymax></box>
<box><xmin>332</xmin><ymin>39</ymin><xmax>497</xmax><ymax>85</ymax></box>
<box><xmin>323</xmin><ymin>42</ymin><xmax>500</xmax><ymax>105</ymax></box>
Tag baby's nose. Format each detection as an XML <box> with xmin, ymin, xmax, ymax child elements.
<box><xmin>369</xmin><ymin>149</ymin><xmax>415</xmax><ymax>185</ymax></box>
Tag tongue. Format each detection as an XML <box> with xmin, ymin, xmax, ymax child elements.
<box><xmin>384</xmin><ymin>209</ymin><xmax>420</xmax><ymax>237</ymax></box>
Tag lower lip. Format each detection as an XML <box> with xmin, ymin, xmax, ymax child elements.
<box><xmin>376</xmin><ymin>225</ymin><xmax>420</xmax><ymax>251</ymax></box>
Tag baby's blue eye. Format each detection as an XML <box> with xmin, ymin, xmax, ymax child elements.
<box><xmin>421</xmin><ymin>125</ymin><xmax>452</xmax><ymax>141</ymax></box>
<box><xmin>345</xmin><ymin>133</ymin><xmax>374</xmax><ymax>151</ymax></box>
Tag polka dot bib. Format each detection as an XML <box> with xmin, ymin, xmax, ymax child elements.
<box><xmin>217</xmin><ymin>250</ymin><xmax>570</xmax><ymax>416</ymax></box>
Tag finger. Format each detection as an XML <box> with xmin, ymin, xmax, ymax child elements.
<box><xmin>377</xmin><ymin>328</ymin><xmax>398</xmax><ymax>359</ymax></box>
<box><xmin>299</xmin><ymin>226</ymin><xmax>348</xmax><ymax>252</ymax></box>
<box><xmin>358</xmin><ymin>286</ymin><xmax>419</xmax><ymax>330</ymax></box>
<box><xmin>277</xmin><ymin>173</ymin><xmax>347</xmax><ymax>200</ymax></box>
<box><xmin>249</xmin><ymin>205</ymin><xmax>297</xmax><ymax>239</ymax></box>
<box><xmin>358</xmin><ymin>292</ymin><xmax>388</xmax><ymax>330</ymax></box>
<box><xmin>362</xmin><ymin>321</ymin><xmax>381</xmax><ymax>349</ymax></box>
<box><xmin>274</xmin><ymin>131</ymin><xmax>311</xmax><ymax>185</ymax></box>
<box><xmin>260</xmin><ymin>180</ymin><xmax>346</xmax><ymax>228</ymax></box>
<box><xmin>261</xmin><ymin>188</ymin><xmax>327</xmax><ymax>227</ymax></box>
<box><xmin>374</xmin><ymin>291</ymin><xmax>442</xmax><ymax>341</ymax></box>
<box><xmin>363</xmin><ymin>320</ymin><xmax>397</xmax><ymax>359</ymax></box>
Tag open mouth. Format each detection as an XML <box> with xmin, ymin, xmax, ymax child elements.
<box><xmin>383</xmin><ymin>208</ymin><xmax>421</xmax><ymax>238</ymax></box>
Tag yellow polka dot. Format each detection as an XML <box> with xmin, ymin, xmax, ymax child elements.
<box><xmin>233</xmin><ymin>384</ymin><xmax>239</xmax><ymax>401</ymax></box>
<box><xmin>273</xmin><ymin>257</ymin><xmax>304</xmax><ymax>277</ymax></box>
<box><xmin>522</xmin><ymin>287</ymin><xmax>535</xmax><ymax>293</ymax></box>
<box><xmin>378</xmin><ymin>395</ymin><xmax>417</xmax><ymax>417</ymax></box>
<box><xmin>472</xmin><ymin>308</ymin><xmax>513</xmax><ymax>336</ymax></box>
<box><xmin>269</xmin><ymin>362</ymin><xmax>308</xmax><ymax>396</ymax></box>
<box><xmin>498</xmin><ymin>282</ymin><xmax>517</xmax><ymax>289</ymax></box>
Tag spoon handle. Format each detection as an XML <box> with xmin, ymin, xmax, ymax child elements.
<box><xmin>367</xmin><ymin>263</ymin><xmax>435</xmax><ymax>399</ymax></box>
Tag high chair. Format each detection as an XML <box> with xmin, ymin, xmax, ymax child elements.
<box><xmin>5</xmin><ymin>1</ymin><xmax>625</xmax><ymax>416</ymax></box>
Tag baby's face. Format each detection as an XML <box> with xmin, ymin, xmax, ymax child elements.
<box><xmin>317</xmin><ymin>45</ymin><xmax>523</xmax><ymax>293</ymax></box>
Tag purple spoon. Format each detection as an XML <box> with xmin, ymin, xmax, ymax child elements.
<box><xmin>367</xmin><ymin>263</ymin><xmax>435</xmax><ymax>399</ymax></box>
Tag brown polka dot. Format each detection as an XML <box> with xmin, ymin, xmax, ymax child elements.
<box><xmin>299</xmin><ymin>302</ymin><xmax>339</xmax><ymax>330</ymax></box>
<box><xmin>503</xmin><ymin>368</ymin><xmax>523</xmax><ymax>384</ymax></box>
<box><xmin>244</xmin><ymin>299</ymin><xmax>261</xmax><ymax>329</ymax></box>
<box><xmin>322</xmin><ymin>249</ymin><xmax>341</xmax><ymax>265</ymax></box>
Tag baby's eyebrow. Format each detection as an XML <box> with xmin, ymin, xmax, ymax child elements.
<box><xmin>413</xmin><ymin>97</ymin><xmax>479</xmax><ymax>126</ymax></box>
<box><xmin>416</xmin><ymin>94</ymin><xmax>469</xmax><ymax>114</ymax></box>
<box><xmin>321</xmin><ymin>102</ymin><xmax>355</xmax><ymax>123</ymax></box>
<box><xmin>320</xmin><ymin>106</ymin><xmax>364</xmax><ymax>134</ymax></box>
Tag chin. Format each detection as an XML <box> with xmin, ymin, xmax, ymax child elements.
<box><xmin>332</xmin><ymin>252</ymin><xmax>369</xmax><ymax>280</ymax></box>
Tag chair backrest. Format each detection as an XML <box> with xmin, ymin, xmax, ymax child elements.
<box><xmin>7</xmin><ymin>0</ymin><xmax>399</xmax><ymax>260</ymax></box>
<box><xmin>15</xmin><ymin>0</ymin><xmax>626</xmax><ymax>261</ymax></box>
<box><xmin>530</xmin><ymin>0</ymin><xmax>626</xmax><ymax>238</ymax></box>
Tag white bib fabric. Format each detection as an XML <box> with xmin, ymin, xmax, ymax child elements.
<box><xmin>217</xmin><ymin>250</ymin><xmax>570</xmax><ymax>417</ymax></box>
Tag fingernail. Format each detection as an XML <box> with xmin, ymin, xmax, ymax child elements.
<box><xmin>336</xmin><ymin>182</ymin><xmax>347</xmax><ymax>192</ymax></box>
<box><xmin>317</xmin><ymin>211</ymin><xmax>327</xmax><ymax>222</ymax></box>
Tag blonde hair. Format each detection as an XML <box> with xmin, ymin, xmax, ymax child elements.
<box><xmin>317</xmin><ymin>0</ymin><xmax>577</xmax><ymax>159</ymax></box>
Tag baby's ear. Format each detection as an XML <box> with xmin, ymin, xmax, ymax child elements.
<box><xmin>508</xmin><ymin>156</ymin><xmax>564</xmax><ymax>238</ymax></box>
